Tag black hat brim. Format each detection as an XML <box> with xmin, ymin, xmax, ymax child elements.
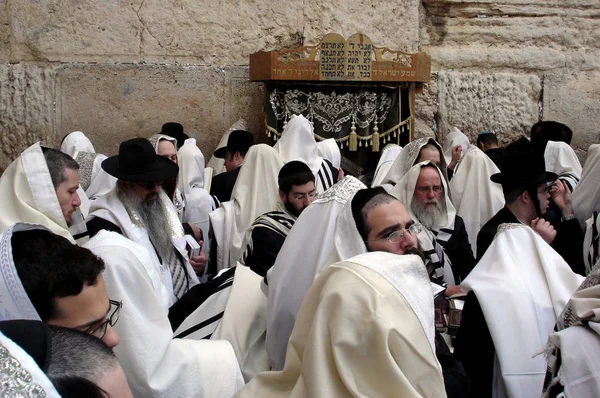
<box><xmin>490</xmin><ymin>171</ymin><xmax>558</xmax><ymax>186</ymax></box>
<box><xmin>213</xmin><ymin>146</ymin><xmax>228</xmax><ymax>159</ymax></box>
<box><xmin>102</xmin><ymin>155</ymin><xmax>179</xmax><ymax>182</ymax></box>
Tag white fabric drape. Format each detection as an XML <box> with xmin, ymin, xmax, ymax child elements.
<box><xmin>573</xmin><ymin>144</ymin><xmax>600</xmax><ymax>228</ymax></box>
<box><xmin>237</xmin><ymin>252</ymin><xmax>446</xmax><ymax>398</ymax></box>
<box><xmin>266</xmin><ymin>176</ymin><xmax>366</xmax><ymax>371</ymax></box>
<box><xmin>273</xmin><ymin>114</ymin><xmax>323</xmax><ymax>175</ymax></box>
<box><xmin>449</xmin><ymin>145</ymin><xmax>505</xmax><ymax>255</ymax></box>
<box><xmin>462</xmin><ymin>224</ymin><xmax>584</xmax><ymax>398</ymax></box>
<box><xmin>442</xmin><ymin>127</ymin><xmax>470</xmax><ymax>167</ymax></box>
<box><xmin>207</xmin><ymin>119</ymin><xmax>248</xmax><ymax>175</ymax></box>
<box><xmin>60</xmin><ymin>131</ymin><xmax>95</xmax><ymax>158</ymax></box>
<box><xmin>544</xmin><ymin>141</ymin><xmax>582</xmax><ymax>191</ymax></box>
<box><xmin>371</xmin><ymin>143</ymin><xmax>402</xmax><ymax>187</ymax></box>
<box><xmin>316</xmin><ymin>138</ymin><xmax>341</xmax><ymax>169</ymax></box>
<box><xmin>209</xmin><ymin>144</ymin><xmax>284</xmax><ymax>271</ymax></box>
<box><xmin>85</xmin><ymin>231</ymin><xmax>244</xmax><ymax>398</ymax></box>
<box><xmin>0</xmin><ymin>143</ymin><xmax>84</xmax><ymax>244</ymax></box>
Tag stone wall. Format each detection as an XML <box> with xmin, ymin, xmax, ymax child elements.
<box><xmin>1</xmin><ymin>0</ymin><xmax>599</xmax><ymax>170</ymax></box>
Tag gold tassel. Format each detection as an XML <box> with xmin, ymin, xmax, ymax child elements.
<box><xmin>359</xmin><ymin>139</ymin><xmax>362</xmax><ymax>147</ymax></box>
<box><xmin>273</xmin><ymin>135</ymin><xmax>278</xmax><ymax>142</ymax></box>
<box><xmin>267</xmin><ymin>130</ymin><xmax>271</xmax><ymax>138</ymax></box>
<box><xmin>372</xmin><ymin>125</ymin><xmax>380</xmax><ymax>152</ymax></box>
<box><xmin>349</xmin><ymin>121</ymin><xmax>357</xmax><ymax>151</ymax></box>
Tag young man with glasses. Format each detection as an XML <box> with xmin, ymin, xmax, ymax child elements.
<box><xmin>241</xmin><ymin>161</ymin><xmax>317</xmax><ymax>277</ymax></box>
<box><xmin>5</xmin><ymin>226</ymin><xmax>120</xmax><ymax>349</ymax></box>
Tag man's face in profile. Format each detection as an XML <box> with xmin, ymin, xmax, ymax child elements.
<box><xmin>55</xmin><ymin>167</ymin><xmax>82</xmax><ymax>226</ymax></box>
<box><xmin>364</xmin><ymin>201</ymin><xmax>419</xmax><ymax>255</ymax></box>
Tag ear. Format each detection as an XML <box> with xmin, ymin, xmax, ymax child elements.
<box><xmin>234</xmin><ymin>151</ymin><xmax>242</xmax><ymax>162</ymax></box>
<box><xmin>278</xmin><ymin>189</ymin><xmax>287</xmax><ymax>203</ymax></box>
<box><xmin>521</xmin><ymin>190</ymin><xmax>531</xmax><ymax>204</ymax></box>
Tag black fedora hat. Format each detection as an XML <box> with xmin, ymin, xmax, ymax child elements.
<box><xmin>214</xmin><ymin>130</ymin><xmax>254</xmax><ymax>159</ymax></box>
<box><xmin>490</xmin><ymin>150</ymin><xmax>557</xmax><ymax>193</ymax></box>
<box><xmin>102</xmin><ymin>138</ymin><xmax>179</xmax><ymax>182</ymax></box>
<box><xmin>161</xmin><ymin>122</ymin><xmax>189</xmax><ymax>149</ymax></box>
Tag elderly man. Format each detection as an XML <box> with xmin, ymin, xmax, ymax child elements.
<box><xmin>0</xmin><ymin>224</ymin><xmax>120</xmax><ymax>349</ymax></box>
<box><xmin>0</xmin><ymin>143</ymin><xmax>87</xmax><ymax>244</ymax></box>
<box><xmin>392</xmin><ymin>162</ymin><xmax>476</xmax><ymax>282</ymax></box>
<box><xmin>210</xmin><ymin>129</ymin><xmax>255</xmax><ymax>202</ymax></box>
<box><xmin>241</xmin><ymin>161</ymin><xmax>316</xmax><ymax>276</ymax></box>
<box><xmin>87</xmin><ymin>138</ymin><xmax>204</xmax><ymax>303</ymax></box>
<box><xmin>477</xmin><ymin>151</ymin><xmax>585</xmax><ymax>275</ymax></box>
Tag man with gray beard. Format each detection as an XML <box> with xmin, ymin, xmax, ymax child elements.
<box><xmin>86</xmin><ymin>138</ymin><xmax>205</xmax><ymax>304</ymax></box>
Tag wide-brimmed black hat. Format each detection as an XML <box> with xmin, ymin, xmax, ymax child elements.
<box><xmin>490</xmin><ymin>150</ymin><xmax>557</xmax><ymax>193</ymax></box>
<box><xmin>214</xmin><ymin>130</ymin><xmax>254</xmax><ymax>158</ymax></box>
<box><xmin>102</xmin><ymin>138</ymin><xmax>179</xmax><ymax>182</ymax></box>
<box><xmin>161</xmin><ymin>122</ymin><xmax>189</xmax><ymax>149</ymax></box>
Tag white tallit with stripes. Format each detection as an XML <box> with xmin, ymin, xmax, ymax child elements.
<box><xmin>544</xmin><ymin>140</ymin><xmax>582</xmax><ymax>192</ymax></box>
<box><xmin>573</xmin><ymin>144</ymin><xmax>600</xmax><ymax>228</ymax></box>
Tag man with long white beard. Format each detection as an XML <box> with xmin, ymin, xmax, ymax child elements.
<box><xmin>86</xmin><ymin>138</ymin><xmax>204</xmax><ymax>303</ymax></box>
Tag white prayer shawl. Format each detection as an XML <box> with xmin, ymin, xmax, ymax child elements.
<box><xmin>84</xmin><ymin>231</ymin><xmax>244</xmax><ymax>398</ymax></box>
<box><xmin>0</xmin><ymin>331</ymin><xmax>61</xmax><ymax>398</ymax></box>
<box><xmin>207</xmin><ymin>118</ymin><xmax>248</xmax><ymax>175</ymax></box>
<box><xmin>544</xmin><ymin>140</ymin><xmax>582</xmax><ymax>192</ymax></box>
<box><xmin>74</xmin><ymin>152</ymin><xmax>117</xmax><ymax>200</ymax></box>
<box><xmin>462</xmin><ymin>224</ymin><xmax>584</xmax><ymax>398</ymax></box>
<box><xmin>0</xmin><ymin>142</ymin><xmax>86</xmax><ymax>244</ymax></box>
<box><xmin>149</xmin><ymin>134</ymin><xmax>185</xmax><ymax>220</ymax></box>
<box><xmin>177</xmin><ymin>139</ymin><xmax>216</xmax><ymax>261</ymax></box>
<box><xmin>209</xmin><ymin>144</ymin><xmax>284</xmax><ymax>271</ymax></box>
<box><xmin>449</xmin><ymin>145</ymin><xmax>505</xmax><ymax>255</ymax></box>
<box><xmin>60</xmin><ymin>131</ymin><xmax>95</xmax><ymax>158</ymax></box>
<box><xmin>266</xmin><ymin>176</ymin><xmax>366</xmax><ymax>371</ymax></box>
<box><xmin>236</xmin><ymin>252</ymin><xmax>446</xmax><ymax>398</ymax></box>
<box><xmin>371</xmin><ymin>143</ymin><xmax>402</xmax><ymax>187</ymax></box>
<box><xmin>88</xmin><ymin>188</ymin><xmax>199</xmax><ymax>305</ymax></box>
<box><xmin>381</xmin><ymin>137</ymin><xmax>450</xmax><ymax>189</ymax></box>
<box><xmin>316</xmin><ymin>138</ymin><xmax>341</xmax><ymax>169</ymax></box>
<box><xmin>0</xmin><ymin>224</ymin><xmax>46</xmax><ymax>322</ymax></box>
<box><xmin>573</xmin><ymin>144</ymin><xmax>600</xmax><ymax>228</ymax></box>
<box><xmin>583</xmin><ymin>213</ymin><xmax>600</xmax><ymax>275</ymax></box>
<box><xmin>273</xmin><ymin>114</ymin><xmax>323</xmax><ymax>175</ymax></box>
<box><xmin>442</xmin><ymin>126</ymin><xmax>470</xmax><ymax>167</ymax></box>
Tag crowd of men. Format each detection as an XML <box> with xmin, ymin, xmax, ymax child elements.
<box><xmin>0</xmin><ymin>116</ymin><xmax>598</xmax><ymax>398</ymax></box>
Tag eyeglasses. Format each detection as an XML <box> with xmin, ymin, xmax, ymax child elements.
<box><xmin>292</xmin><ymin>192</ymin><xmax>317</xmax><ymax>201</ymax></box>
<box><xmin>366</xmin><ymin>223</ymin><xmax>423</xmax><ymax>244</ymax></box>
<box><xmin>84</xmin><ymin>300</ymin><xmax>122</xmax><ymax>339</ymax></box>
<box><xmin>416</xmin><ymin>185</ymin><xmax>443</xmax><ymax>194</ymax></box>
<box><xmin>135</xmin><ymin>181</ymin><xmax>163</xmax><ymax>190</ymax></box>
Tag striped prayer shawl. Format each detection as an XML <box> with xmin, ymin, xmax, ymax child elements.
<box><xmin>316</xmin><ymin>159</ymin><xmax>337</xmax><ymax>194</ymax></box>
<box><xmin>241</xmin><ymin>211</ymin><xmax>296</xmax><ymax>265</ymax></box>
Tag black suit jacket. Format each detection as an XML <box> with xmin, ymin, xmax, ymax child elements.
<box><xmin>209</xmin><ymin>166</ymin><xmax>241</xmax><ymax>202</ymax></box>
<box><xmin>439</xmin><ymin>216</ymin><xmax>476</xmax><ymax>282</ymax></box>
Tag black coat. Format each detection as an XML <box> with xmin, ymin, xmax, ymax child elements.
<box><xmin>209</xmin><ymin>166</ymin><xmax>241</xmax><ymax>203</ymax></box>
<box><xmin>439</xmin><ymin>216</ymin><xmax>476</xmax><ymax>283</ymax></box>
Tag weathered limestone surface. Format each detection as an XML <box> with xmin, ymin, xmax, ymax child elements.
<box><xmin>543</xmin><ymin>72</ymin><xmax>600</xmax><ymax>162</ymax></box>
<box><xmin>55</xmin><ymin>65</ymin><xmax>264</xmax><ymax>158</ymax></box>
<box><xmin>414</xmin><ymin>73</ymin><xmax>438</xmax><ymax>139</ymax></box>
<box><xmin>0</xmin><ymin>64</ymin><xmax>56</xmax><ymax>172</ymax></box>
<box><xmin>436</xmin><ymin>72</ymin><xmax>541</xmax><ymax>145</ymax></box>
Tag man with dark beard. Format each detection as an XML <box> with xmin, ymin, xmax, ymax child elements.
<box><xmin>86</xmin><ymin>138</ymin><xmax>204</xmax><ymax>304</ymax></box>
<box><xmin>241</xmin><ymin>161</ymin><xmax>316</xmax><ymax>277</ymax></box>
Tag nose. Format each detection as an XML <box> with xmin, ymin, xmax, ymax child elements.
<box><xmin>302</xmin><ymin>197</ymin><xmax>312</xmax><ymax>207</ymax></box>
<box><xmin>400</xmin><ymin>230</ymin><xmax>418</xmax><ymax>253</ymax></box>
<box><xmin>102</xmin><ymin>325</ymin><xmax>120</xmax><ymax>348</ymax></box>
<box><xmin>152</xmin><ymin>183</ymin><xmax>161</xmax><ymax>193</ymax></box>
<box><xmin>73</xmin><ymin>191</ymin><xmax>82</xmax><ymax>207</ymax></box>
<box><xmin>426</xmin><ymin>189</ymin><xmax>435</xmax><ymax>199</ymax></box>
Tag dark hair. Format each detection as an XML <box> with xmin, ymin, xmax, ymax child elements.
<box><xmin>47</xmin><ymin>326</ymin><xmax>117</xmax><ymax>398</ymax></box>
<box><xmin>278</xmin><ymin>161</ymin><xmax>315</xmax><ymax>194</ymax></box>
<box><xmin>476</xmin><ymin>132</ymin><xmax>498</xmax><ymax>147</ymax></box>
<box><xmin>42</xmin><ymin>148</ymin><xmax>80</xmax><ymax>188</ymax></box>
<box><xmin>351</xmin><ymin>188</ymin><xmax>398</xmax><ymax>241</ymax></box>
<box><xmin>531</xmin><ymin>121</ymin><xmax>573</xmax><ymax>148</ymax></box>
<box><xmin>11</xmin><ymin>229</ymin><xmax>105</xmax><ymax>322</ymax></box>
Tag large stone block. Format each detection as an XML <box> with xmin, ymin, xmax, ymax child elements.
<box><xmin>55</xmin><ymin>64</ymin><xmax>264</xmax><ymax>158</ymax></box>
<box><xmin>414</xmin><ymin>73</ymin><xmax>438</xmax><ymax>139</ymax></box>
<box><xmin>543</xmin><ymin>72</ymin><xmax>600</xmax><ymax>162</ymax></box>
<box><xmin>0</xmin><ymin>2</ymin><xmax>10</xmax><ymax>61</ymax></box>
<box><xmin>436</xmin><ymin>71</ymin><xmax>541</xmax><ymax>145</ymax></box>
<box><xmin>0</xmin><ymin>64</ymin><xmax>56</xmax><ymax>172</ymax></box>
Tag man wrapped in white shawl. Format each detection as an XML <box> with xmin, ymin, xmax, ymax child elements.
<box><xmin>442</xmin><ymin>127</ymin><xmax>470</xmax><ymax>175</ymax></box>
<box><xmin>573</xmin><ymin>144</ymin><xmax>600</xmax><ymax>229</ymax></box>
<box><xmin>544</xmin><ymin>140</ymin><xmax>582</xmax><ymax>192</ymax></box>
<box><xmin>371</xmin><ymin>143</ymin><xmax>402</xmax><ymax>187</ymax></box>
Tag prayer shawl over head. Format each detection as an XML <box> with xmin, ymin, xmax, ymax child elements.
<box><xmin>442</xmin><ymin>127</ymin><xmax>470</xmax><ymax>167</ymax></box>
<box><xmin>207</xmin><ymin>119</ymin><xmax>248</xmax><ymax>175</ymax></box>
<box><xmin>149</xmin><ymin>134</ymin><xmax>185</xmax><ymax>219</ymax></box>
<box><xmin>88</xmin><ymin>188</ymin><xmax>200</xmax><ymax>305</ymax></box>
<box><xmin>84</xmin><ymin>231</ymin><xmax>245</xmax><ymax>398</ymax></box>
<box><xmin>236</xmin><ymin>252</ymin><xmax>446</xmax><ymax>398</ymax></box>
<box><xmin>462</xmin><ymin>224</ymin><xmax>584</xmax><ymax>398</ymax></box>
<box><xmin>176</xmin><ymin>138</ymin><xmax>217</xmax><ymax>260</ymax></box>
<box><xmin>390</xmin><ymin>161</ymin><xmax>456</xmax><ymax>285</ymax></box>
<box><xmin>210</xmin><ymin>144</ymin><xmax>285</xmax><ymax>271</ymax></box>
<box><xmin>0</xmin><ymin>142</ymin><xmax>87</xmax><ymax>244</ymax></box>
<box><xmin>0</xmin><ymin>330</ymin><xmax>61</xmax><ymax>398</ymax></box>
<box><xmin>449</xmin><ymin>145</ymin><xmax>505</xmax><ymax>255</ymax></box>
<box><xmin>381</xmin><ymin>137</ymin><xmax>450</xmax><ymax>188</ymax></box>
<box><xmin>544</xmin><ymin>140</ymin><xmax>582</xmax><ymax>192</ymax></box>
<box><xmin>573</xmin><ymin>144</ymin><xmax>600</xmax><ymax>228</ymax></box>
<box><xmin>542</xmin><ymin>259</ymin><xmax>600</xmax><ymax>398</ymax></box>
<box><xmin>266</xmin><ymin>176</ymin><xmax>366</xmax><ymax>371</ymax></box>
<box><xmin>371</xmin><ymin>143</ymin><xmax>402</xmax><ymax>187</ymax></box>
<box><xmin>74</xmin><ymin>152</ymin><xmax>117</xmax><ymax>200</ymax></box>
<box><xmin>316</xmin><ymin>138</ymin><xmax>341</xmax><ymax>169</ymax></box>
<box><xmin>60</xmin><ymin>131</ymin><xmax>95</xmax><ymax>158</ymax></box>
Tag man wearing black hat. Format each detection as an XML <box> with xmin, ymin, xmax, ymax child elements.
<box><xmin>210</xmin><ymin>130</ymin><xmax>254</xmax><ymax>202</ymax></box>
<box><xmin>86</xmin><ymin>138</ymin><xmax>204</xmax><ymax>302</ymax></box>
<box><xmin>476</xmin><ymin>151</ymin><xmax>585</xmax><ymax>275</ymax></box>
<box><xmin>161</xmin><ymin>122</ymin><xmax>190</xmax><ymax>150</ymax></box>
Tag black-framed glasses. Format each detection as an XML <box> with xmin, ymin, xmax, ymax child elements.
<box><xmin>366</xmin><ymin>223</ymin><xmax>423</xmax><ymax>244</ymax></box>
<box><xmin>85</xmin><ymin>300</ymin><xmax>122</xmax><ymax>339</ymax></box>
